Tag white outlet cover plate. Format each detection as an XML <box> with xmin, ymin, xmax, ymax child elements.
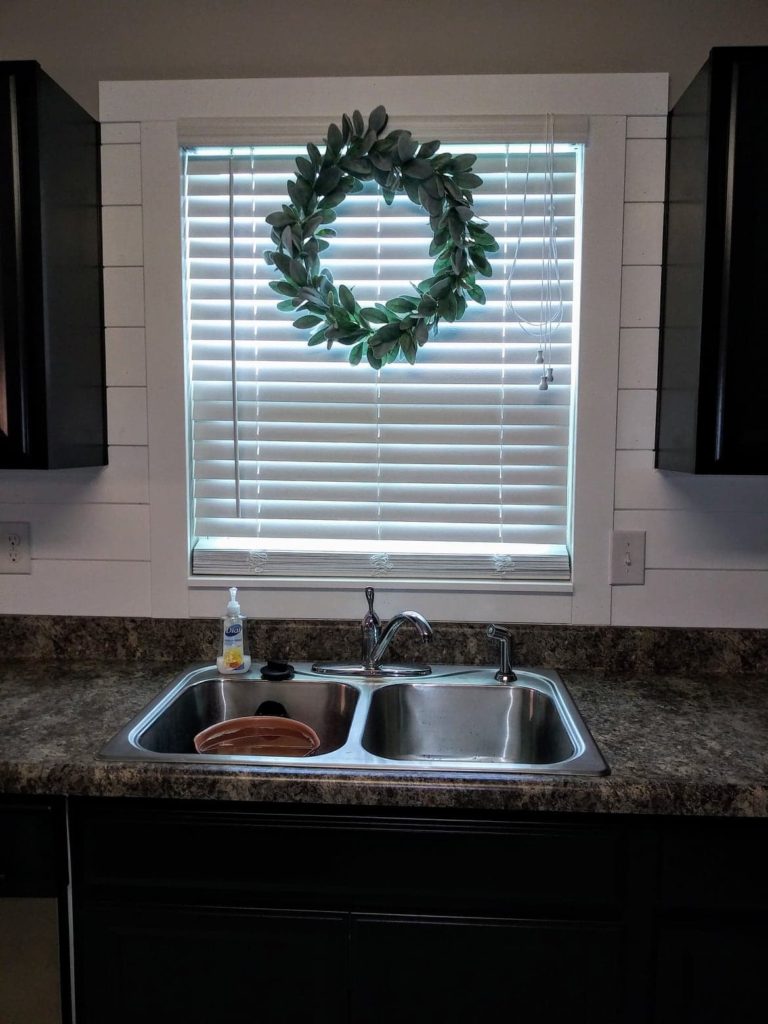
<box><xmin>0</xmin><ymin>521</ymin><xmax>31</xmax><ymax>574</ymax></box>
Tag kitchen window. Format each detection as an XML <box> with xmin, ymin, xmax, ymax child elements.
<box><xmin>110</xmin><ymin>73</ymin><xmax>651</xmax><ymax>621</ymax></box>
<box><xmin>182</xmin><ymin>133</ymin><xmax>583</xmax><ymax>584</ymax></box>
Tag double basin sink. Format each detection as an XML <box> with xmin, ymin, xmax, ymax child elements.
<box><xmin>102</xmin><ymin>663</ymin><xmax>608</xmax><ymax>776</ymax></box>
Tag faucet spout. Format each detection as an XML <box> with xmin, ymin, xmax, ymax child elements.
<box><xmin>368</xmin><ymin>610</ymin><xmax>433</xmax><ymax>669</ymax></box>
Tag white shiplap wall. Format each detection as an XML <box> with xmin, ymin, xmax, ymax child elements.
<box><xmin>613</xmin><ymin>117</ymin><xmax>768</xmax><ymax>627</ymax></box>
<box><xmin>0</xmin><ymin>121</ymin><xmax>151</xmax><ymax>615</ymax></box>
<box><xmin>0</xmin><ymin>104</ymin><xmax>767</xmax><ymax>625</ymax></box>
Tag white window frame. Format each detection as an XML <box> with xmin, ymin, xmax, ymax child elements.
<box><xmin>100</xmin><ymin>74</ymin><xmax>667</xmax><ymax>623</ymax></box>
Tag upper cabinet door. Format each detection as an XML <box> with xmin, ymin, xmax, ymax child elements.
<box><xmin>656</xmin><ymin>47</ymin><xmax>768</xmax><ymax>474</ymax></box>
<box><xmin>0</xmin><ymin>61</ymin><xmax>106</xmax><ymax>469</ymax></box>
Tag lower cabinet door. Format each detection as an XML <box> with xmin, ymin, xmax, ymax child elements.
<box><xmin>350</xmin><ymin>913</ymin><xmax>624</xmax><ymax>1024</ymax></box>
<box><xmin>655</xmin><ymin>921</ymin><xmax>768</xmax><ymax>1023</ymax></box>
<box><xmin>75</xmin><ymin>902</ymin><xmax>348</xmax><ymax>1024</ymax></box>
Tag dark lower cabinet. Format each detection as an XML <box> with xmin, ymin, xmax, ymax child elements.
<box><xmin>655</xmin><ymin>922</ymin><xmax>768</xmax><ymax>1024</ymax></box>
<box><xmin>70</xmin><ymin>801</ymin><xmax>633</xmax><ymax>1024</ymax></box>
<box><xmin>76</xmin><ymin>901</ymin><xmax>348</xmax><ymax>1024</ymax></box>
<box><xmin>351</xmin><ymin>914</ymin><xmax>624</xmax><ymax>1023</ymax></box>
<box><xmin>67</xmin><ymin>800</ymin><xmax>768</xmax><ymax>1024</ymax></box>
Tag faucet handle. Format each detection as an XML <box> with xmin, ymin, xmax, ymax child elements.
<box><xmin>486</xmin><ymin>624</ymin><xmax>517</xmax><ymax>683</ymax></box>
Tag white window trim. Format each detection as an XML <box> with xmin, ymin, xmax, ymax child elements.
<box><xmin>102</xmin><ymin>73</ymin><xmax>667</xmax><ymax>623</ymax></box>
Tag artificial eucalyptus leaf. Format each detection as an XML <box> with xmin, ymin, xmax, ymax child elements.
<box><xmin>385</xmin><ymin>296</ymin><xmax>417</xmax><ymax>314</ymax></box>
<box><xmin>448</xmin><ymin>215</ymin><xmax>465</xmax><ymax>245</ymax></box>
<box><xmin>418</xmin><ymin>140</ymin><xmax>441</xmax><ymax>159</ymax></box>
<box><xmin>471</xmin><ymin>230</ymin><xmax>500</xmax><ymax>252</ymax></box>
<box><xmin>438</xmin><ymin>291</ymin><xmax>459</xmax><ymax>321</ymax></box>
<box><xmin>341</xmin><ymin>156</ymin><xmax>372</xmax><ymax>177</ymax></box>
<box><xmin>470</xmin><ymin>246</ymin><xmax>493</xmax><ymax>277</ymax></box>
<box><xmin>465</xmin><ymin>280</ymin><xmax>487</xmax><ymax>304</ymax></box>
<box><xmin>307</xmin><ymin>142</ymin><xmax>322</xmax><ymax>169</ymax></box>
<box><xmin>368</xmin><ymin>104</ymin><xmax>388</xmax><ymax>134</ymax></box>
<box><xmin>288</xmin><ymin>258</ymin><xmax>308</xmax><ymax>285</ymax></box>
<box><xmin>360</xmin><ymin>129</ymin><xmax>379</xmax><ymax>155</ymax></box>
<box><xmin>315</xmin><ymin>165</ymin><xmax>343</xmax><ymax>195</ymax></box>
<box><xmin>297</xmin><ymin>285</ymin><xmax>324</xmax><ymax>304</ymax></box>
<box><xmin>271</xmin><ymin>280</ymin><xmax>299</xmax><ymax>297</ymax></box>
<box><xmin>281</xmin><ymin>224</ymin><xmax>295</xmax><ymax>252</ymax></box>
<box><xmin>276</xmin><ymin>298</ymin><xmax>297</xmax><ymax>312</ymax></box>
<box><xmin>271</xmin><ymin>252</ymin><xmax>292</xmax><ymax>276</ymax></box>
<box><xmin>295</xmin><ymin>156</ymin><xmax>315</xmax><ymax>181</ymax></box>
<box><xmin>419</xmin><ymin>189</ymin><xmax>443</xmax><ymax>217</ymax></box>
<box><xmin>454</xmin><ymin>204</ymin><xmax>474</xmax><ymax>223</ymax></box>
<box><xmin>444</xmin><ymin>178</ymin><xmax>463</xmax><ymax>202</ymax></box>
<box><xmin>341</xmin><ymin>113</ymin><xmax>353</xmax><ymax>144</ymax></box>
<box><xmin>371</xmin><ymin>322</ymin><xmax>403</xmax><ymax>345</ymax></box>
<box><xmin>287</xmin><ymin>176</ymin><xmax>312</xmax><ymax>208</ymax></box>
<box><xmin>266</xmin><ymin>211</ymin><xmax>296</xmax><ymax>228</ymax></box>
<box><xmin>307</xmin><ymin>327</ymin><xmax>328</xmax><ymax>346</ymax></box>
<box><xmin>293</xmin><ymin>314</ymin><xmax>322</xmax><ymax>329</ymax></box>
<box><xmin>338</xmin><ymin>284</ymin><xmax>357</xmax><ymax>314</ymax></box>
<box><xmin>369</xmin><ymin>150</ymin><xmax>392</xmax><ymax>172</ymax></box>
<box><xmin>417</xmin><ymin>294</ymin><xmax>438</xmax><ymax>317</ymax></box>
<box><xmin>453</xmin><ymin>171</ymin><xmax>483</xmax><ymax>190</ymax></box>
<box><xmin>352</xmin><ymin>109</ymin><xmax>365</xmax><ymax>136</ymax></box>
<box><xmin>447</xmin><ymin>153</ymin><xmax>477</xmax><ymax>173</ymax></box>
<box><xmin>349</xmin><ymin>341</ymin><xmax>364</xmax><ymax>366</ymax></box>
<box><xmin>421</xmin><ymin>175</ymin><xmax>444</xmax><ymax>200</ymax></box>
<box><xmin>428</xmin><ymin>276</ymin><xmax>453</xmax><ymax>299</ymax></box>
<box><xmin>326</xmin><ymin>122</ymin><xmax>343</xmax><ymax>152</ymax></box>
<box><xmin>361</xmin><ymin>307</ymin><xmax>390</xmax><ymax>324</ymax></box>
<box><xmin>320</xmin><ymin>188</ymin><xmax>347</xmax><ymax>208</ymax></box>
<box><xmin>414</xmin><ymin>319</ymin><xmax>429</xmax><ymax>346</ymax></box>
<box><xmin>382</xmin><ymin>188</ymin><xmax>395</xmax><ymax>206</ymax></box>
<box><xmin>397</xmin><ymin>134</ymin><xmax>419</xmax><ymax>163</ymax></box>
<box><xmin>451</xmin><ymin>247</ymin><xmax>468</xmax><ymax>274</ymax></box>
<box><xmin>403</xmin><ymin>158</ymin><xmax>433</xmax><ymax>180</ymax></box>
<box><xmin>404</xmin><ymin>178</ymin><xmax>421</xmax><ymax>205</ymax></box>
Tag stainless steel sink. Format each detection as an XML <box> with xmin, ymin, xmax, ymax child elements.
<box><xmin>101</xmin><ymin>664</ymin><xmax>608</xmax><ymax>776</ymax></box>
<box><xmin>361</xmin><ymin>683</ymin><xmax>575</xmax><ymax>764</ymax></box>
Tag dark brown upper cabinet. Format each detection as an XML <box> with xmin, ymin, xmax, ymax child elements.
<box><xmin>656</xmin><ymin>47</ymin><xmax>768</xmax><ymax>473</ymax></box>
<box><xmin>0</xmin><ymin>61</ymin><xmax>106</xmax><ymax>469</ymax></box>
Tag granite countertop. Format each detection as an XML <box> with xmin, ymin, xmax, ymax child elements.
<box><xmin>0</xmin><ymin>659</ymin><xmax>766</xmax><ymax>817</ymax></box>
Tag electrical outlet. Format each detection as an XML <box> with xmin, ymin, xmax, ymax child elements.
<box><xmin>0</xmin><ymin>522</ymin><xmax>31</xmax><ymax>574</ymax></box>
<box><xmin>610</xmin><ymin>530</ymin><xmax>646</xmax><ymax>585</ymax></box>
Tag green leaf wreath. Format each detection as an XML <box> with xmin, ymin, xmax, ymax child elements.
<box><xmin>264</xmin><ymin>105</ymin><xmax>500</xmax><ymax>369</ymax></box>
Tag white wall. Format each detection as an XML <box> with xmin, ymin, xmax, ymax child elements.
<box><xmin>1</xmin><ymin>76</ymin><xmax>767</xmax><ymax>627</ymax></box>
<box><xmin>613</xmin><ymin>123</ymin><xmax>768</xmax><ymax>627</ymax></box>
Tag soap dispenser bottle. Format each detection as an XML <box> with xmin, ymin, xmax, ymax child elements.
<box><xmin>216</xmin><ymin>587</ymin><xmax>251</xmax><ymax>674</ymax></box>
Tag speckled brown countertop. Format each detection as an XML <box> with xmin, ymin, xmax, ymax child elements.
<box><xmin>1</xmin><ymin>659</ymin><xmax>767</xmax><ymax>817</ymax></box>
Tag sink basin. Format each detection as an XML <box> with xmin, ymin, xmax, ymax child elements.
<box><xmin>102</xmin><ymin>672</ymin><xmax>359</xmax><ymax>760</ymax></box>
<box><xmin>361</xmin><ymin>683</ymin><xmax>575</xmax><ymax>764</ymax></box>
<box><xmin>101</xmin><ymin>663</ymin><xmax>608</xmax><ymax>776</ymax></box>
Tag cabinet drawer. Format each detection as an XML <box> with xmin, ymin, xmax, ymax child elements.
<box><xmin>660</xmin><ymin>819</ymin><xmax>768</xmax><ymax>913</ymax></box>
<box><xmin>71</xmin><ymin>800</ymin><xmax>623</xmax><ymax>915</ymax></box>
<box><xmin>0</xmin><ymin>799</ymin><xmax>66</xmax><ymax>896</ymax></box>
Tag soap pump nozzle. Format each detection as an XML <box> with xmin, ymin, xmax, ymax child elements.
<box><xmin>226</xmin><ymin>586</ymin><xmax>241</xmax><ymax>617</ymax></box>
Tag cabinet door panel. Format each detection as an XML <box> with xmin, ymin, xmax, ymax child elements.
<box><xmin>655</xmin><ymin>921</ymin><xmax>768</xmax><ymax>1023</ymax></box>
<box><xmin>351</xmin><ymin>914</ymin><xmax>624</xmax><ymax>1024</ymax></box>
<box><xmin>75</xmin><ymin>902</ymin><xmax>347</xmax><ymax>1024</ymax></box>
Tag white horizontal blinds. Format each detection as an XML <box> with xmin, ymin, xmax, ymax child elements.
<box><xmin>184</xmin><ymin>141</ymin><xmax>580</xmax><ymax>580</ymax></box>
